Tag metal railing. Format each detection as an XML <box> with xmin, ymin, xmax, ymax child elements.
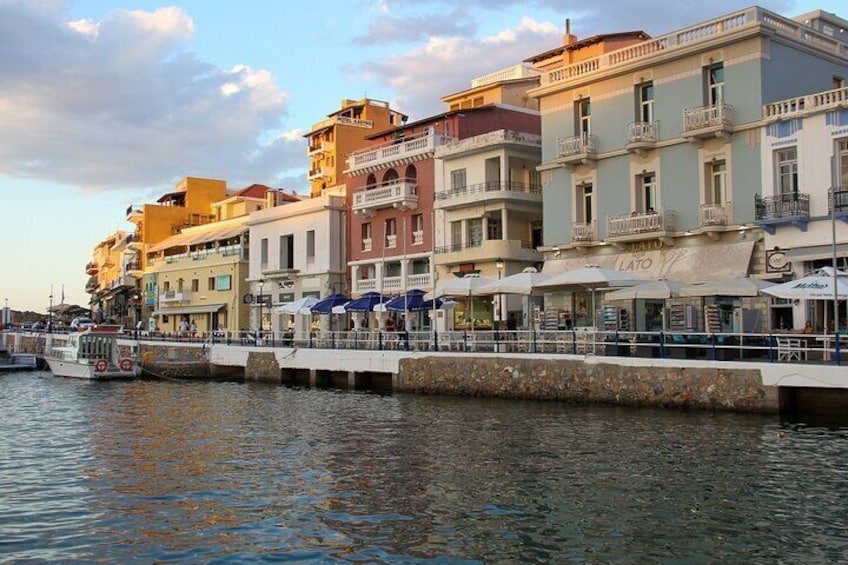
<box><xmin>626</xmin><ymin>121</ymin><xmax>658</xmax><ymax>144</ymax></box>
<box><xmin>557</xmin><ymin>132</ymin><xmax>596</xmax><ymax>158</ymax></box>
<box><xmin>755</xmin><ymin>193</ymin><xmax>810</xmax><ymax>220</ymax></box>
<box><xmin>435</xmin><ymin>180</ymin><xmax>542</xmax><ymax>201</ymax></box>
<box><xmin>571</xmin><ymin>221</ymin><xmax>596</xmax><ymax>242</ymax></box>
<box><xmin>608</xmin><ymin>209</ymin><xmax>676</xmax><ymax>237</ymax></box>
<box><xmin>684</xmin><ymin>104</ymin><xmax>733</xmax><ymax>131</ymax></box>
<box><xmin>828</xmin><ymin>187</ymin><xmax>848</xmax><ymax>214</ymax></box>
<box><xmin>699</xmin><ymin>202</ymin><xmax>732</xmax><ymax>226</ymax></box>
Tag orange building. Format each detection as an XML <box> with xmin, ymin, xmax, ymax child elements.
<box><xmin>305</xmin><ymin>99</ymin><xmax>406</xmax><ymax>197</ymax></box>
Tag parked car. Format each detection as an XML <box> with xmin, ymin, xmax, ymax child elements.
<box><xmin>70</xmin><ymin>317</ymin><xmax>96</xmax><ymax>331</ymax></box>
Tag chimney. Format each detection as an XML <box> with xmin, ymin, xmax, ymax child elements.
<box><xmin>564</xmin><ymin>18</ymin><xmax>577</xmax><ymax>46</ymax></box>
<box><xmin>265</xmin><ymin>189</ymin><xmax>280</xmax><ymax>208</ymax></box>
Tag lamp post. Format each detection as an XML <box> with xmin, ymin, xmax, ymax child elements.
<box><xmin>495</xmin><ymin>257</ymin><xmax>504</xmax><ymax>324</ymax></box>
<box><xmin>257</xmin><ymin>279</ymin><xmax>265</xmax><ymax>334</ymax></box>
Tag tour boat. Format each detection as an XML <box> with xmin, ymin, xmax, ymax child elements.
<box><xmin>44</xmin><ymin>325</ymin><xmax>140</xmax><ymax>380</ymax></box>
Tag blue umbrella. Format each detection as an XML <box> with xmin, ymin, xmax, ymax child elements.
<box><xmin>386</xmin><ymin>289</ymin><xmax>435</xmax><ymax>312</ymax></box>
<box><xmin>344</xmin><ymin>291</ymin><xmax>389</xmax><ymax>313</ymax></box>
<box><xmin>310</xmin><ymin>293</ymin><xmax>350</xmax><ymax>314</ymax></box>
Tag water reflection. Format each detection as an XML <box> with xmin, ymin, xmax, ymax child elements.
<box><xmin>1</xmin><ymin>372</ymin><xmax>846</xmax><ymax>563</ymax></box>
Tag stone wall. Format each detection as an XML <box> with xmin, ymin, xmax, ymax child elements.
<box><xmin>140</xmin><ymin>343</ymin><xmax>210</xmax><ymax>380</ymax></box>
<box><xmin>397</xmin><ymin>357</ymin><xmax>778</xmax><ymax>413</ymax></box>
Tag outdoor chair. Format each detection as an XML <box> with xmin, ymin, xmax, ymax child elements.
<box><xmin>776</xmin><ymin>337</ymin><xmax>808</xmax><ymax>362</ymax></box>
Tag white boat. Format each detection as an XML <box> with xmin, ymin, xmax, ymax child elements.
<box><xmin>0</xmin><ymin>348</ymin><xmax>37</xmax><ymax>372</ymax></box>
<box><xmin>44</xmin><ymin>325</ymin><xmax>140</xmax><ymax>380</ymax></box>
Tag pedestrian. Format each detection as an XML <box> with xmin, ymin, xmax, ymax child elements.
<box><xmin>190</xmin><ymin>319</ymin><xmax>197</xmax><ymax>338</ymax></box>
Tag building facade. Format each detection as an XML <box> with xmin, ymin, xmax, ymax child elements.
<box><xmin>305</xmin><ymin>99</ymin><xmax>406</xmax><ymax>198</ymax></box>
<box><xmin>529</xmin><ymin>6</ymin><xmax>848</xmax><ymax>330</ymax></box>
<box><xmin>247</xmin><ymin>187</ymin><xmax>348</xmax><ymax>333</ymax></box>
<box><xmin>757</xmin><ymin>83</ymin><xmax>848</xmax><ymax>330</ymax></box>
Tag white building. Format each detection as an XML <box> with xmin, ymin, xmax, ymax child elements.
<box><xmin>246</xmin><ymin>187</ymin><xmax>348</xmax><ymax>333</ymax></box>
<box><xmin>757</xmin><ymin>84</ymin><xmax>848</xmax><ymax>331</ymax></box>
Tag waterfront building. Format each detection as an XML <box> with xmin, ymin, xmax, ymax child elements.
<box><xmin>85</xmin><ymin>230</ymin><xmax>137</xmax><ymax>325</ymax></box>
<box><xmin>527</xmin><ymin>7</ymin><xmax>848</xmax><ymax>331</ymax></box>
<box><xmin>246</xmin><ymin>186</ymin><xmax>348</xmax><ymax>334</ymax></box>
<box><xmin>305</xmin><ymin>98</ymin><xmax>406</xmax><ymax>198</ymax></box>
<box><xmin>124</xmin><ymin>177</ymin><xmax>228</xmax><ymax>322</ymax></box>
<box><xmin>344</xmin><ymin>99</ymin><xmax>540</xmax><ymax>332</ymax></box>
<box><xmin>757</xmin><ymin>82</ymin><xmax>848</xmax><ymax>331</ymax></box>
<box><xmin>143</xmin><ymin>184</ymin><xmax>291</xmax><ymax>334</ymax></box>
<box><xmin>434</xmin><ymin>64</ymin><xmax>543</xmax><ymax>329</ymax></box>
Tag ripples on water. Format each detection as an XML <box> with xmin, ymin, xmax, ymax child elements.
<box><xmin>1</xmin><ymin>371</ymin><xmax>847</xmax><ymax>564</ymax></box>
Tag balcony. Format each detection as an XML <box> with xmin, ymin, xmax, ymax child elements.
<box><xmin>555</xmin><ymin>133</ymin><xmax>597</xmax><ymax>169</ymax></box>
<box><xmin>126</xmin><ymin>205</ymin><xmax>143</xmax><ymax>222</ymax></box>
<box><xmin>347</xmin><ymin>129</ymin><xmax>453</xmax><ymax>175</ymax></box>
<box><xmin>311</xmin><ymin>115</ymin><xmax>374</xmax><ymax>134</ymax></box>
<box><xmin>682</xmin><ymin>104</ymin><xmax>733</xmax><ymax>143</ymax></box>
<box><xmin>828</xmin><ymin>187</ymin><xmax>848</xmax><ymax>223</ymax></box>
<box><xmin>85</xmin><ymin>261</ymin><xmax>99</xmax><ymax>275</ymax></box>
<box><xmin>699</xmin><ymin>202</ymin><xmax>733</xmax><ymax>226</ymax></box>
<box><xmin>571</xmin><ymin>222</ymin><xmax>597</xmax><ymax>245</ymax></box>
<box><xmin>307</xmin><ymin>166</ymin><xmax>332</xmax><ymax>181</ymax></box>
<box><xmin>625</xmin><ymin>121</ymin><xmax>659</xmax><ymax>154</ymax></box>
<box><xmin>764</xmin><ymin>86</ymin><xmax>848</xmax><ymax>120</ymax></box>
<box><xmin>307</xmin><ymin>140</ymin><xmax>334</xmax><ymax>156</ymax></box>
<box><xmin>385</xmin><ymin>234</ymin><xmax>397</xmax><ymax>249</ymax></box>
<box><xmin>352</xmin><ymin>273</ymin><xmax>433</xmax><ymax>295</ymax></box>
<box><xmin>159</xmin><ymin>290</ymin><xmax>192</xmax><ymax>304</ymax></box>
<box><xmin>435</xmin><ymin>180</ymin><xmax>542</xmax><ymax>209</ymax></box>
<box><xmin>352</xmin><ymin>178</ymin><xmax>418</xmax><ymax>216</ymax></box>
<box><xmin>434</xmin><ymin>238</ymin><xmax>541</xmax><ymax>264</ymax></box>
<box><xmin>607</xmin><ymin>209</ymin><xmax>677</xmax><ymax>243</ymax></box>
<box><xmin>412</xmin><ymin>230</ymin><xmax>424</xmax><ymax>245</ymax></box>
<box><xmin>125</xmin><ymin>261</ymin><xmax>142</xmax><ymax>273</ymax></box>
<box><xmin>754</xmin><ymin>192</ymin><xmax>810</xmax><ymax>234</ymax></box>
<box><xmin>361</xmin><ymin>238</ymin><xmax>372</xmax><ymax>252</ymax></box>
<box><xmin>85</xmin><ymin>276</ymin><xmax>99</xmax><ymax>294</ymax></box>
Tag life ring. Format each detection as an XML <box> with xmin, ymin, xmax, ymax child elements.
<box><xmin>119</xmin><ymin>358</ymin><xmax>133</xmax><ymax>372</ymax></box>
<box><xmin>95</xmin><ymin>359</ymin><xmax>108</xmax><ymax>372</ymax></box>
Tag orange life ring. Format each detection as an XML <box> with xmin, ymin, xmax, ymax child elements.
<box><xmin>95</xmin><ymin>359</ymin><xmax>108</xmax><ymax>372</ymax></box>
<box><xmin>119</xmin><ymin>358</ymin><xmax>133</xmax><ymax>372</ymax></box>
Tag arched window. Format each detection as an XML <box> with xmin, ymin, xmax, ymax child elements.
<box><xmin>382</xmin><ymin>169</ymin><xmax>399</xmax><ymax>184</ymax></box>
<box><xmin>405</xmin><ymin>165</ymin><xmax>417</xmax><ymax>181</ymax></box>
<box><xmin>366</xmin><ymin>173</ymin><xmax>376</xmax><ymax>189</ymax></box>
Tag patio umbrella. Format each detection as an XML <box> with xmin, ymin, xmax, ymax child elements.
<box><xmin>605</xmin><ymin>279</ymin><xmax>685</xmax><ymax>301</ymax></box>
<box><xmin>680</xmin><ymin>277</ymin><xmax>776</xmax><ymax>297</ymax></box>
<box><xmin>762</xmin><ymin>267</ymin><xmax>848</xmax><ymax>331</ymax></box>
<box><xmin>386</xmin><ymin>289</ymin><xmax>436</xmax><ymax>312</ymax></box>
<box><xmin>536</xmin><ymin>267</ymin><xmax>647</xmax><ymax>327</ymax></box>
<box><xmin>475</xmin><ymin>269</ymin><xmax>550</xmax><ymax>296</ymax></box>
<box><xmin>344</xmin><ymin>291</ymin><xmax>390</xmax><ymax>313</ymax></box>
<box><xmin>425</xmin><ymin>275</ymin><xmax>495</xmax><ymax>332</ymax></box>
<box><xmin>274</xmin><ymin>296</ymin><xmax>319</xmax><ymax>315</ymax></box>
<box><xmin>310</xmin><ymin>293</ymin><xmax>350</xmax><ymax>315</ymax></box>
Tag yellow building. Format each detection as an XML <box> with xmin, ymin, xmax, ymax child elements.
<box><xmin>144</xmin><ymin>184</ymin><xmax>299</xmax><ymax>334</ymax></box>
<box><xmin>442</xmin><ymin>63</ymin><xmax>541</xmax><ymax>111</ymax></box>
<box><xmin>85</xmin><ymin>231</ymin><xmax>136</xmax><ymax>323</ymax></box>
<box><xmin>305</xmin><ymin>98</ymin><xmax>407</xmax><ymax>197</ymax></box>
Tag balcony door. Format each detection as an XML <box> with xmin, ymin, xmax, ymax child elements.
<box><xmin>707</xmin><ymin>64</ymin><xmax>724</xmax><ymax>106</ymax></box>
<box><xmin>577</xmin><ymin>183</ymin><xmax>593</xmax><ymax>224</ymax></box>
<box><xmin>776</xmin><ymin>148</ymin><xmax>798</xmax><ymax>196</ymax></box>
<box><xmin>708</xmin><ymin>160</ymin><xmax>727</xmax><ymax>204</ymax></box>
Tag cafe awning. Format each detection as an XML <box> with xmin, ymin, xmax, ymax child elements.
<box><xmin>152</xmin><ymin>304</ymin><xmax>227</xmax><ymax>316</ymax></box>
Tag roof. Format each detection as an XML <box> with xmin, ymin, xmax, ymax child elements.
<box><xmin>524</xmin><ymin>31</ymin><xmax>650</xmax><ymax>63</ymax></box>
<box><xmin>228</xmin><ymin>183</ymin><xmax>271</xmax><ymax>199</ymax></box>
<box><xmin>366</xmin><ymin>104</ymin><xmax>497</xmax><ymax>140</ymax></box>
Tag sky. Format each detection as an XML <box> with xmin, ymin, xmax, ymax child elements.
<box><xmin>0</xmin><ymin>0</ymin><xmax>842</xmax><ymax>312</ymax></box>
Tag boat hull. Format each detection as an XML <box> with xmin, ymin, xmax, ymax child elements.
<box><xmin>44</xmin><ymin>357</ymin><xmax>138</xmax><ymax>380</ymax></box>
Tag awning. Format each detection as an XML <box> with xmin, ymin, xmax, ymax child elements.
<box><xmin>542</xmin><ymin>241</ymin><xmax>755</xmax><ymax>284</ymax></box>
<box><xmin>152</xmin><ymin>304</ymin><xmax>227</xmax><ymax>316</ymax></box>
<box><xmin>786</xmin><ymin>243</ymin><xmax>848</xmax><ymax>262</ymax></box>
<box><xmin>148</xmin><ymin>223</ymin><xmax>246</xmax><ymax>253</ymax></box>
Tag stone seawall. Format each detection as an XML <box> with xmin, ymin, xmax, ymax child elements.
<box><xmin>397</xmin><ymin>356</ymin><xmax>778</xmax><ymax>413</ymax></box>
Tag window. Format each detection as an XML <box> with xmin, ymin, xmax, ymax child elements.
<box><xmin>639</xmin><ymin>173</ymin><xmax>657</xmax><ymax>212</ymax></box>
<box><xmin>208</xmin><ymin>277</ymin><xmax>215</xmax><ymax>291</ymax></box>
<box><xmin>279</xmin><ymin>235</ymin><xmax>294</xmax><ymax>269</ymax></box>
<box><xmin>450</xmin><ymin>169</ymin><xmax>466</xmax><ymax>191</ymax></box>
<box><xmin>260</xmin><ymin>238</ymin><xmax>268</xmax><ymax>269</ymax></box>
<box><xmin>215</xmin><ymin>275</ymin><xmax>232</xmax><ymax>290</ymax></box>
<box><xmin>708</xmin><ymin>64</ymin><xmax>724</xmax><ymax>105</ymax></box>
<box><xmin>639</xmin><ymin>82</ymin><xmax>654</xmax><ymax>123</ymax></box>
<box><xmin>163</xmin><ymin>281</ymin><xmax>170</xmax><ymax>292</ymax></box>
<box><xmin>306</xmin><ymin>230</ymin><xmax>315</xmax><ymax>262</ymax></box>
<box><xmin>708</xmin><ymin>161</ymin><xmax>727</xmax><ymax>204</ymax></box>
<box><xmin>450</xmin><ymin>221</ymin><xmax>462</xmax><ymax>250</ymax></box>
<box><xmin>577</xmin><ymin>98</ymin><xmax>591</xmax><ymax>135</ymax></box>
<box><xmin>838</xmin><ymin>139</ymin><xmax>848</xmax><ymax>188</ymax></box>
<box><xmin>361</xmin><ymin>222</ymin><xmax>372</xmax><ymax>248</ymax></box>
<box><xmin>577</xmin><ymin>183</ymin><xmax>593</xmax><ymax>223</ymax></box>
<box><xmin>776</xmin><ymin>148</ymin><xmax>798</xmax><ymax>195</ymax></box>
<box><xmin>486</xmin><ymin>213</ymin><xmax>502</xmax><ymax>240</ymax></box>
<box><xmin>385</xmin><ymin>218</ymin><xmax>397</xmax><ymax>248</ymax></box>
<box><xmin>467</xmin><ymin>218</ymin><xmax>483</xmax><ymax>246</ymax></box>
<box><xmin>472</xmin><ymin>96</ymin><xmax>484</xmax><ymax>107</ymax></box>
<box><xmin>191</xmin><ymin>279</ymin><xmax>199</xmax><ymax>292</ymax></box>
<box><xmin>412</xmin><ymin>214</ymin><xmax>424</xmax><ymax>245</ymax></box>
<box><xmin>834</xmin><ymin>76</ymin><xmax>845</xmax><ymax>89</ymax></box>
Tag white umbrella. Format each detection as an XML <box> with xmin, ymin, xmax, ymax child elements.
<box><xmin>761</xmin><ymin>268</ymin><xmax>848</xmax><ymax>300</ymax></box>
<box><xmin>274</xmin><ymin>296</ymin><xmax>319</xmax><ymax>315</ymax></box>
<box><xmin>536</xmin><ymin>267</ymin><xmax>647</xmax><ymax>327</ymax></box>
<box><xmin>605</xmin><ymin>279</ymin><xmax>685</xmax><ymax>301</ymax></box>
<box><xmin>425</xmin><ymin>274</ymin><xmax>495</xmax><ymax>299</ymax></box>
<box><xmin>476</xmin><ymin>269</ymin><xmax>550</xmax><ymax>296</ymax></box>
<box><xmin>680</xmin><ymin>277</ymin><xmax>776</xmax><ymax>297</ymax></box>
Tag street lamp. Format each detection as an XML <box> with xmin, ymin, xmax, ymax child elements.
<box><xmin>495</xmin><ymin>257</ymin><xmax>504</xmax><ymax>326</ymax></box>
<box><xmin>257</xmin><ymin>279</ymin><xmax>265</xmax><ymax>333</ymax></box>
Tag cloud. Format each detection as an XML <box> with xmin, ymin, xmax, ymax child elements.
<box><xmin>0</xmin><ymin>2</ymin><xmax>297</xmax><ymax>192</ymax></box>
<box><xmin>359</xmin><ymin>16</ymin><xmax>561</xmax><ymax>119</ymax></box>
<box><xmin>353</xmin><ymin>8</ymin><xmax>476</xmax><ymax>46</ymax></box>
